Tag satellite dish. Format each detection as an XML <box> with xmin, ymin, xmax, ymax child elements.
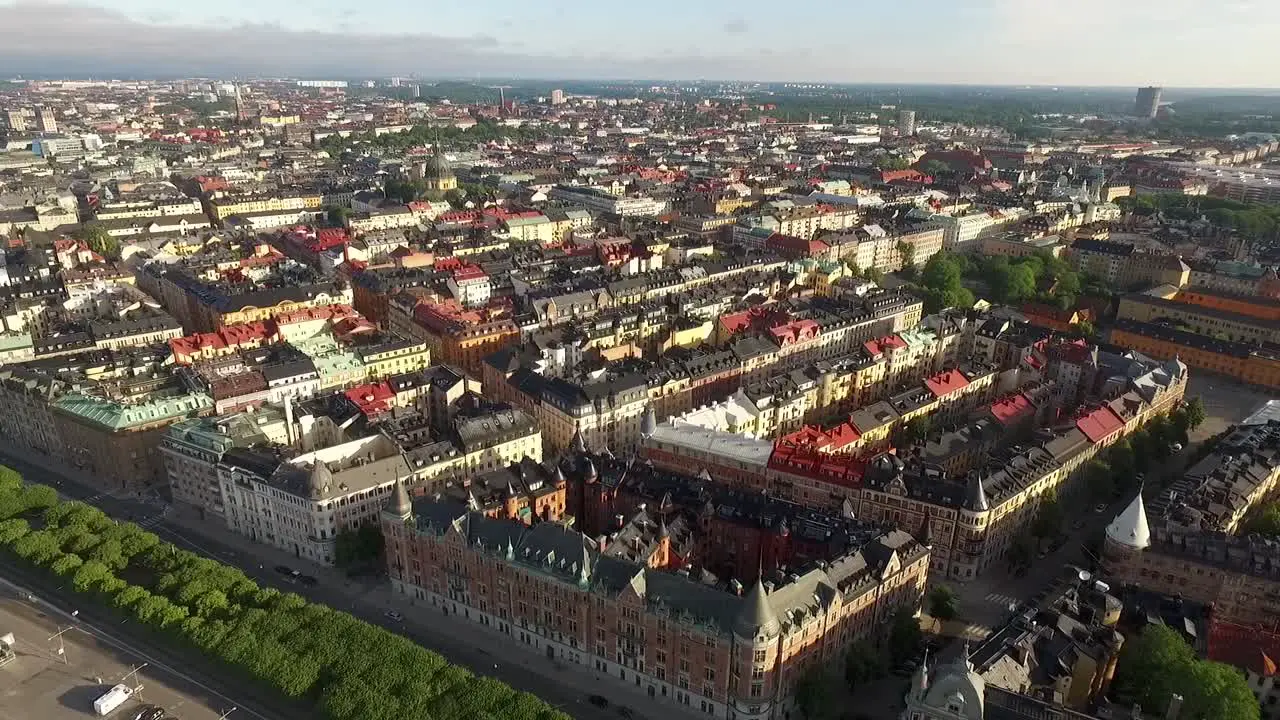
<box><xmin>1078</xmin><ymin>570</ymin><xmax>1092</xmax><ymax>582</ymax></box>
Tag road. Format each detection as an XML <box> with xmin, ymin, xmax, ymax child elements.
<box><xmin>0</xmin><ymin>448</ymin><xmax>661</xmax><ymax>720</ymax></box>
<box><xmin>0</xmin><ymin>579</ymin><xmax>244</xmax><ymax>720</ymax></box>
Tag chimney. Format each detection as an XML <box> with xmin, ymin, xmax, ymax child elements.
<box><xmin>616</xmin><ymin>514</ymin><xmax>625</xmax><ymax>529</ymax></box>
<box><xmin>1165</xmin><ymin>694</ymin><xmax>1183</xmax><ymax>720</ymax></box>
<box><xmin>284</xmin><ymin>394</ymin><xmax>295</xmax><ymax>445</ymax></box>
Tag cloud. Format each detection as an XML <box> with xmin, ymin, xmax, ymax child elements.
<box><xmin>722</xmin><ymin>19</ymin><xmax>749</xmax><ymax>34</ymax></box>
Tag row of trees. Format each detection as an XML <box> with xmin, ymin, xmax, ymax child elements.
<box><xmin>1113</xmin><ymin>624</ymin><xmax>1258</xmax><ymax>720</ymax></box>
<box><xmin>0</xmin><ymin>466</ymin><xmax>567</xmax><ymax>720</ymax></box>
<box><xmin>1083</xmin><ymin>398</ymin><xmax>1205</xmax><ymax>502</ymax></box>
<box><xmin>1120</xmin><ymin>194</ymin><xmax>1280</xmax><ymax>241</ymax></box>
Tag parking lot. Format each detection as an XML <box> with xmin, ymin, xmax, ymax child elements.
<box><xmin>0</xmin><ymin>594</ymin><xmax>232</xmax><ymax>720</ymax></box>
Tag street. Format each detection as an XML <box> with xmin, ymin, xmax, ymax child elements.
<box><xmin>0</xmin><ymin>578</ymin><xmax>245</xmax><ymax>720</ymax></box>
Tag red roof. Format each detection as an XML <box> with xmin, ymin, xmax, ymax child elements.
<box><xmin>989</xmin><ymin>394</ymin><xmax>1033</xmax><ymax>426</ymax></box>
<box><xmin>778</xmin><ymin>423</ymin><xmax>862</xmax><ymax>453</ymax></box>
<box><xmin>863</xmin><ymin>335</ymin><xmax>907</xmax><ymax>356</ymax></box>
<box><xmin>344</xmin><ymin>382</ymin><xmax>395</xmax><ymax>416</ymax></box>
<box><xmin>768</xmin><ymin>442</ymin><xmax>864</xmax><ymax>489</ymax></box>
<box><xmin>924</xmin><ymin>369</ymin><xmax>969</xmax><ymax>399</ymax></box>
<box><xmin>1209</xmin><ymin>621</ymin><xmax>1280</xmax><ymax>677</ymax></box>
<box><xmin>1075</xmin><ymin>406</ymin><xmax>1126</xmax><ymax>443</ymax></box>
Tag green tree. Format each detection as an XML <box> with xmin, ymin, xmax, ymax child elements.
<box><xmin>897</xmin><ymin>241</ymin><xmax>917</xmax><ymax>272</ymax></box>
<box><xmin>1183</xmin><ymin>397</ymin><xmax>1207</xmax><ymax>432</ymax></box>
<box><xmin>1033</xmin><ymin>492</ymin><xmax>1063</xmax><ymax>538</ymax></box>
<box><xmin>334</xmin><ymin>524</ymin><xmax>385</xmax><ymax>570</ymax></box>
<box><xmin>887</xmin><ymin>610</ymin><xmax>923</xmax><ymax>665</ymax></box>
<box><xmin>13</xmin><ymin>530</ymin><xmax>62</xmax><ymax>564</ymax></box>
<box><xmin>325</xmin><ymin>205</ymin><xmax>352</xmax><ymax>228</ymax></box>
<box><xmin>1085</xmin><ymin>460</ymin><xmax>1115</xmax><ymax>500</ymax></box>
<box><xmin>1116</xmin><ymin>624</ymin><xmax>1258</xmax><ymax>720</ymax></box>
<box><xmin>844</xmin><ymin>640</ymin><xmax>888</xmax><ymax>687</ymax></box>
<box><xmin>1244</xmin><ymin>502</ymin><xmax>1280</xmax><ymax>535</ymax></box>
<box><xmin>929</xmin><ymin>585</ymin><xmax>959</xmax><ymax>621</ymax></box>
<box><xmin>21</xmin><ymin>485</ymin><xmax>58</xmax><ymax>512</ymax></box>
<box><xmin>1006</xmin><ymin>263</ymin><xmax>1039</xmax><ymax>303</ymax></box>
<box><xmin>51</xmin><ymin>553</ymin><xmax>84</xmax><ymax>576</ymax></box>
<box><xmin>75</xmin><ymin>223</ymin><xmax>121</xmax><ymax>260</ymax></box>
<box><xmin>919</xmin><ymin>159</ymin><xmax>950</xmax><ymax>176</ymax></box>
<box><xmin>898</xmin><ymin>416</ymin><xmax>933</xmax><ymax>447</ymax></box>
<box><xmin>794</xmin><ymin>667</ymin><xmax>838</xmax><ymax>720</ymax></box>
<box><xmin>0</xmin><ymin>518</ymin><xmax>30</xmax><ymax>545</ymax></box>
<box><xmin>873</xmin><ymin>156</ymin><xmax>911</xmax><ymax>171</ymax></box>
<box><xmin>71</xmin><ymin>560</ymin><xmax>115</xmax><ymax>593</ymax></box>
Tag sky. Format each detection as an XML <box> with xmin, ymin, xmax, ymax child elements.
<box><xmin>1</xmin><ymin>0</ymin><xmax>1279</xmax><ymax>86</ymax></box>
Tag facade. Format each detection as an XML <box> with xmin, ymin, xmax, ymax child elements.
<box><xmin>384</xmin><ymin>486</ymin><xmax>930</xmax><ymax>720</ymax></box>
<box><xmin>1134</xmin><ymin>86</ymin><xmax>1162</xmax><ymax>119</ymax></box>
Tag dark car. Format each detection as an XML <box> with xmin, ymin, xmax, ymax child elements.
<box><xmin>587</xmin><ymin>694</ymin><xmax>609</xmax><ymax>708</ymax></box>
<box><xmin>274</xmin><ymin>565</ymin><xmax>293</xmax><ymax>575</ymax></box>
<box><xmin>298</xmin><ymin>574</ymin><xmax>318</xmax><ymax>587</ymax></box>
<box><xmin>132</xmin><ymin>706</ymin><xmax>166</xmax><ymax>720</ymax></box>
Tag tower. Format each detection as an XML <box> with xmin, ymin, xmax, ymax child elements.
<box><xmin>35</xmin><ymin>107</ymin><xmax>56</xmax><ymax>133</ymax></box>
<box><xmin>896</xmin><ymin>108</ymin><xmax>916</xmax><ymax>136</ymax></box>
<box><xmin>732</xmin><ymin>579</ymin><xmax>782</xmax><ymax>716</ymax></box>
<box><xmin>1134</xmin><ymin>87</ymin><xmax>1162</xmax><ymax>119</ymax></box>
<box><xmin>422</xmin><ymin>128</ymin><xmax>457</xmax><ymax>193</ymax></box>
<box><xmin>1101</xmin><ymin>491</ymin><xmax>1151</xmax><ymax>574</ymax></box>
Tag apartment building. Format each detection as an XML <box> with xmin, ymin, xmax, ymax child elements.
<box><xmin>205</xmin><ymin>192</ymin><xmax>323</xmax><ymax>221</ymax></box>
<box><xmin>384</xmin><ymin>487</ymin><xmax>929</xmax><ymax>720</ymax></box>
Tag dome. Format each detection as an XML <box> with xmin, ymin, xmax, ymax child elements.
<box><xmin>921</xmin><ymin>654</ymin><xmax>985</xmax><ymax>719</ymax></box>
<box><xmin>307</xmin><ymin>461</ymin><xmax>333</xmax><ymax>499</ymax></box>
<box><xmin>425</xmin><ymin>146</ymin><xmax>453</xmax><ymax>180</ymax></box>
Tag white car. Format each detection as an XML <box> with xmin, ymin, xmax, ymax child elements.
<box><xmin>1172</xmin><ymin>442</ymin><xmax>1183</xmax><ymax>453</ymax></box>
<box><xmin>385</xmin><ymin>609</ymin><xmax>403</xmax><ymax>622</ymax></box>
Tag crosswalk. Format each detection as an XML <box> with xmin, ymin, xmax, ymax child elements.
<box><xmin>136</xmin><ymin>515</ymin><xmax>164</xmax><ymax>529</ymax></box>
<box><xmin>84</xmin><ymin>493</ymin><xmax>107</xmax><ymax>503</ymax></box>
<box><xmin>984</xmin><ymin>592</ymin><xmax>1020</xmax><ymax>609</ymax></box>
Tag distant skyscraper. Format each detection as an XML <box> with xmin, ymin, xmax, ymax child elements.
<box><xmin>897</xmin><ymin>109</ymin><xmax>916</xmax><ymax>136</ymax></box>
<box><xmin>550</xmin><ymin>89</ymin><xmax>566</xmax><ymax>106</ymax></box>
<box><xmin>35</xmin><ymin>107</ymin><xmax>56</xmax><ymax>133</ymax></box>
<box><xmin>412</xmin><ymin>84</ymin><xmax>421</xmax><ymax>100</ymax></box>
<box><xmin>1134</xmin><ymin>86</ymin><xmax>1162</xmax><ymax>119</ymax></box>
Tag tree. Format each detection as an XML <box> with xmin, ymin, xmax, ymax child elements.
<box><xmin>1115</xmin><ymin>624</ymin><xmax>1258</xmax><ymax>720</ymax></box>
<box><xmin>51</xmin><ymin>553</ymin><xmax>84</xmax><ymax>576</ymax></box>
<box><xmin>74</xmin><ymin>223</ymin><xmax>121</xmax><ymax>260</ymax></box>
<box><xmin>1244</xmin><ymin>502</ymin><xmax>1280</xmax><ymax>536</ymax></box>
<box><xmin>0</xmin><ymin>518</ymin><xmax>30</xmax><ymax>545</ymax></box>
<box><xmin>929</xmin><ymin>585</ymin><xmax>959</xmax><ymax>621</ymax></box>
<box><xmin>1085</xmin><ymin>460</ymin><xmax>1115</xmax><ymax>500</ymax></box>
<box><xmin>335</xmin><ymin>524</ymin><xmax>385</xmax><ymax>570</ymax></box>
<box><xmin>793</xmin><ymin>667</ymin><xmax>837</xmax><ymax>720</ymax></box>
<box><xmin>897</xmin><ymin>240</ymin><xmax>917</xmax><ymax>273</ymax></box>
<box><xmin>873</xmin><ymin>155</ymin><xmax>911</xmax><ymax>171</ymax></box>
<box><xmin>1006</xmin><ymin>263</ymin><xmax>1039</xmax><ymax>303</ymax></box>
<box><xmin>899</xmin><ymin>416</ymin><xmax>933</xmax><ymax>447</ymax></box>
<box><xmin>919</xmin><ymin>159</ymin><xmax>950</xmax><ymax>177</ymax></box>
<box><xmin>13</xmin><ymin>530</ymin><xmax>62</xmax><ymax>564</ymax></box>
<box><xmin>325</xmin><ymin>205</ymin><xmax>351</xmax><ymax>228</ymax></box>
<box><xmin>887</xmin><ymin>610</ymin><xmax>923</xmax><ymax>665</ymax></box>
<box><xmin>1183</xmin><ymin>397</ymin><xmax>1207</xmax><ymax>432</ymax></box>
<box><xmin>71</xmin><ymin>560</ymin><xmax>115</xmax><ymax>593</ymax></box>
<box><xmin>1033</xmin><ymin>492</ymin><xmax>1064</xmax><ymax>538</ymax></box>
<box><xmin>844</xmin><ymin>640</ymin><xmax>888</xmax><ymax>687</ymax></box>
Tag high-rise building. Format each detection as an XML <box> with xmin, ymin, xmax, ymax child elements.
<box><xmin>1134</xmin><ymin>86</ymin><xmax>1162</xmax><ymax>119</ymax></box>
<box><xmin>35</xmin><ymin>107</ymin><xmax>56</xmax><ymax>133</ymax></box>
<box><xmin>2</xmin><ymin>109</ymin><xmax>25</xmax><ymax>133</ymax></box>
<box><xmin>412</xmin><ymin>84</ymin><xmax>421</xmax><ymax>100</ymax></box>
<box><xmin>550</xmin><ymin>88</ymin><xmax>566</xmax><ymax>106</ymax></box>
<box><xmin>897</xmin><ymin>109</ymin><xmax>916</xmax><ymax>136</ymax></box>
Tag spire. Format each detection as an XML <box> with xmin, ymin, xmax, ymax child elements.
<box><xmin>577</xmin><ymin>542</ymin><xmax>592</xmax><ymax>587</ymax></box>
<box><xmin>1106</xmin><ymin>492</ymin><xmax>1151</xmax><ymax>550</ymax></box>
<box><xmin>964</xmin><ymin>472</ymin><xmax>989</xmax><ymax>512</ymax></box>
<box><xmin>912</xmin><ymin>648</ymin><xmax>930</xmax><ymax>697</ymax></box>
<box><xmin>571</xmin><ymin>427</ymin><xmax>587</xmax><ymax>454</ymax></box>
<box><xmin>735</xmin><ymin>579</ymin><xmax>781</xmax><ymax>640</ymax></box>
<box><xmin>583</xmin><ymin>457</ymin><xmax>598</xmax><ymax>482</ymax></box>
<box><xmin>658</xmin><ymin>515</ymin><xmax>670</xmax><ymax>539</ymax></box>
<box><xmin>390</xmin><ymin>477</ymin><xmax>412</xmax><ymax>518</ymax></box>
<box><xmin>640</xmin><ymin>404</ymin><xmax>658</xmax><ymax>438</ymax></box>
<box><xmin>554</xmin><ymin>464</ymin><xmax>567</xmax><ymax>486</ymax></box>
<box><xmin>917</xmin><ymin>509</ymin><xmax>933</xmax><ymax>548</ymax></box>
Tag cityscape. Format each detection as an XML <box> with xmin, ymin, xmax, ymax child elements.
<box><xmin>2</xmin><ymin>12</ymin><xmax>1280</xmax><ymax>720</ymax></box>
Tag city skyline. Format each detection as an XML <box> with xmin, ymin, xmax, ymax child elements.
<box><xmin>2</xmin><ymin>0</ymin><xmax>1279</xmax><ymax>86</ymax></box>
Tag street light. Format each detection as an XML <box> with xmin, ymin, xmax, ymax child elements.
<box><xmin>48</xmin><ymin>625</ymin><xmax>74</xmax><ymax>664</ymax></box>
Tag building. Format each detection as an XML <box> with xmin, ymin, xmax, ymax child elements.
<box><xmin>550</xmin><ymin>89</ymin><xmax>566</xmax><ymax>106</ymax></box>
<box><xmin>1108</xmin><ymin>319</ymin><xmax>1280</xmax><ymax>392</ymax></box>
<box><xmin>1134</xmin><ymin>86</ymin><xmax>1162</xmax><ymax>119</ymax></box>
<box><xmin>1102</xmin><ymin>422</ymin><xmax>1280</xmax><ymax>627</ymax></box>
<box><xmin>422</xmin><ymin>145</ymin><xmax>458</xmax><ymax>194</ymax></box>
<box><xmin>36</xmin><ymin>106</ymin><xmax>57</xmax><ymax>133</ymax></box>
<box><xmin>384</xmin><ymin>486</ymin><xmax>930</xmax><ymax>720</ymax></box>
<box><xmin>1207</xmin><ymin>621</ymin><xmax>1280</xmax><ymax>719</ymax></box>
<box><xmin>897</xmin><ymin>110</ymin><xmax>917</xmax><ymax>137</ymax></box>
<box><xmin>549</xmin><ymin>185</ymin><xmax>668</xmax><ymax>217</ymax></box>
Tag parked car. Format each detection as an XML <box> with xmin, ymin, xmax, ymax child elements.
<box><xmin>298</xmin><ymin>574</ymin><xmax>318</xmax><ymax>587</ymax></box>
<box><xmin>1094</xmin><ymin>503</ymin><xmax>1107</xmax><ymax>513</ymax></box>
<box><xmin>273</xmin><ymin>565</ymin><xmax>293</xmax><ymax>575</ymax></box>
<box><xmin>385</xmin><ymin>609</ymin><xmax>403</xmax><ymax>622</ymax></box>
<box><xmin>131</xmin><ymin>707</ymin><xmax>166</xmax><ymax>720</ymax></box>
<box><xmin>587</xmin><ymin>695</ymin><xmax>609</xmax><ymax>708</ymax></box>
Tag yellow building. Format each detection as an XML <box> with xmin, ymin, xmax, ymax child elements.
<box><xmin>207</xmin><ymin>193</ymin><xmax>323</xmax><ymax>221</ymax></box>
<box><xmin>357</xmin><ymin>339</ymin><xmax>432</xmax><ymax>380</ymax></box>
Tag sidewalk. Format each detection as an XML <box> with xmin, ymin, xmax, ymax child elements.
<box><xmin>0</xmin><ymin>443</ymin><xmax>707</xmax><ymax>720</ymax></box>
